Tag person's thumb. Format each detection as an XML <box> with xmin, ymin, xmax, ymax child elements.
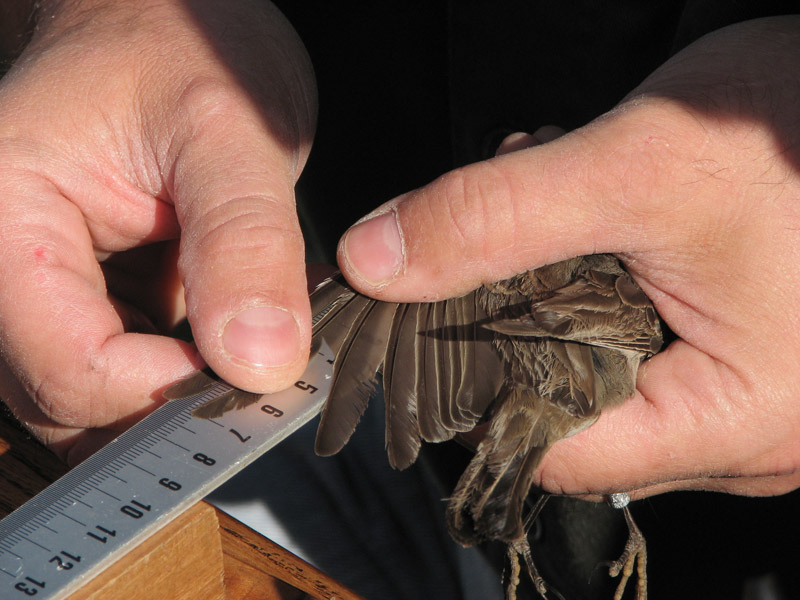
<box><xmin>169</xmin><ymin>83</ymin><xmax>314</xmax><ymax>393</ymax></box>
<box><xmin>335</xmin><ymin>102</ymin><xmax>693</xmax><ymax>302</ymax></box>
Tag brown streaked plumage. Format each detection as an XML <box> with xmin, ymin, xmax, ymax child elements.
<box><xmin>164</xmin><ymin>254</ymin><xmax>662</xmax><ymax>599</ymax></box>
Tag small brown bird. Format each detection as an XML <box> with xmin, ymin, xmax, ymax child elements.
<box><xmin>166</xmin><ymin>254</ymin><xmax>663</xmax><ymax>599</ymax></box>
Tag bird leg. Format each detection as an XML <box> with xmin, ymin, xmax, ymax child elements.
<box><xmin>606</xmin><ymin>493</ymin><xmax>647</xmax><ymax>600</ymax></box>
<box><xmin>508</xmin><ymin>539</ymin><xmax>548</xmax><ymax>599</ymax></box>
<box><xmin>505</xmin><ymin>543</ymin><xmax>522</xmax><ymax>600</ymax></box>
<box><xmin>505</xmin><ymin>494</ymin><xmax>551</xmax><ymax>600</ymax></box>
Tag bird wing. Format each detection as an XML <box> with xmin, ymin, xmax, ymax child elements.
<box><xmin>314</xmin><ymin>296</ymin><xmax>397</xmax><ymax>456</ymax></box>
<box><xmin>483</xmin><ymin>270</ymin><xmax>662</xmax><ymax>355</ymax></box>
<box><xmin>315</xmin><ymin>279</ymin><xmax>504</xmax><ymax>469</ymax></box>
<box><xmin>383</xmin><ymin>303</ymin><xmax>423</xmax><ymax>469</ymax></box>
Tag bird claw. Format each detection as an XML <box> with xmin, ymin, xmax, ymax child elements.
<box><xmin>507</xmin><ymin>540</ymin><xmax>549</xmax><ymax>600</ymax></box>
<box><xmin>607</xmin><ymin>505</ymin><xmax>648</xmax><ymax>600</ymax></box>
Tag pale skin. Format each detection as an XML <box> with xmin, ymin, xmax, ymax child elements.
<box><xmin>0</xmin><ymin>0</ymin><xmax>317</xmax><ymax>462</ymax></box>
<box><xmin>0</xmin><ymin>0</ymin><xmax>798</xmax><ymax>505</ymax></box>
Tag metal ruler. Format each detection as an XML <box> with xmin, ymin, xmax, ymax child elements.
<box><xmin>0</xmin><ymin>341</ymin><xmax>334</xmax><ymax>600</ymax></box>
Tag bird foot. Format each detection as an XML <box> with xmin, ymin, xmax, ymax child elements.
<box><xmin>606</xmin><ymin>499</ymin><xmax>647</xmax><ymax>600</ymax></box>
<box><xmin>507</xmin><ymin>539</ymin><xmax>549</xmax><ymax>600</ymax></box>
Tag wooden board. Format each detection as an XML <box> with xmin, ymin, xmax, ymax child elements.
<box><xmin>65</xmin><ymin>502</ymin><xmax>226</xmax><ymax>600</ymax></box>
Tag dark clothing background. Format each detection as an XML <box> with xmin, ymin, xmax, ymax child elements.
<box><xmin>236</xmin><ymin>2</ymin><xmax>800</xmax><ymax>598</ymax></box>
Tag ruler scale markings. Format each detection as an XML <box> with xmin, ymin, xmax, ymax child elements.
<box><xmin>126</xmin><ymin>462</ymin><xmax>156</xmax><ymax>477</ymax></box>
<box><xmin>107</xmin><ymin>458</ymin><xmax>126</xmax><ymax>471</ymax></box>
<box><xmin>58</xmin><ymin>514</ymin><xmax>86</xmax><ymax>528</ymax></box>
<box><xmin>72</xmin><ymin>482</ymin><xmax>91</xmax><ymax>494</ymax></box>
<box><xmin>0</xmin><ymin>341</ymin><xmax>333</xmax><ymax>599</ymax></box>
<box><xmin>22</xmin><ymin>538</ymin><xmax>51</xmax><ymax>553</ymax></box>
<box><xmin>93</xmin><ymin>489</ymin><xmax>121</xmax><ymax>502</ymax></box>
<box><xmin>69</xmin><ymin>497</ymin><xmax>92</xmax><ymax>510</ymax></box>
<box><xmin>74</xmin><ymin>487</ymin><xmax>94</xmax><ymax>508</ymax></box>
<box><xmin>30</xmin><ymin>515</ymin><xmax>51</xmax><ymax>529</ymax></box>
<box><xmin>84</xmin><ymin>477</ymin><xmax>103</xmax><ymax>489</ymax></box>
<box><xmin>95</xmin><ymin>465</ymin><xmax>115</xmax><ymax>478</ymax></box>
<box><xmin>162</xmin><ymin>438</ymin><xmax>190</xmax><ymax>452</ymax></box>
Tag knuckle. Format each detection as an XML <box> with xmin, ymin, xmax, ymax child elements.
<box><xmin>180</xmin><ymin>196</ymin><xmax>302</xmax><ymax>273</ymax></box>
<box><xmin>168</xmin><ymin>77</ymin><xmax>272</xmax><ymax>182</ymax></box>
<box><xmin>32</xmin><ymin>351</ymin><xmax>115</xmax><ymax>429</ymax></box>
<box><xmin>434</xmin><ymin>162</ymin><xmax>523</xmax><ymax>264</ymax></box>
<box><xmin>175</xmin><ymin>76</ymin><xmax>254</xmax><ymax>131</ymax></box>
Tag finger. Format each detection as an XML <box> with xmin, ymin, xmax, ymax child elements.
<box><xmin>336</xmin><ymin>102</ymin><xmax>699</xmax><ymax>302</ymax></box>
<box><xmin>570</xmin><ymin>470</ymin><xmax>800</xmax><ymax>503</ymax></box>
<box><xmin>0</xmin><ymin>182</ymin><xmax>204</xmax><ymax>440</ymax></box>
<box><xmin>494</xmin><ymin>126</ymin><xmax>566</xmax><ymax>156</ymax></box>
<box><xmin>530</xmin><ymin>125</ymin><xmax>567</xmax><ymax>145</ymax></box>
<box><xmin>626</xmin><ymin>471</ymin><xmax>800</xmax><ymax>499</ymax></box>
<box><xmin>535</xmin><ymin>340</ymin><xmax>798</xmax><ymax>497</ymax></box>
<box><xmin>0</xmin><ymin>357</ymin><xmax>138</xmax><ymax>465</ymax></box>
<box><xmin>35</xmin><ymin>261</ymin><xmax>336</xmax><ymax>465</ymax></box>
<box><xmin>555</xmin><ymin>470</ymin><xmax>800</xmax><ymax>504</ymax></box>
<box><xmin>494</xmin><ymin>132</ymin><xmax>537</xmax><ymax>155</ymax></box>
<box><xmin>167</xmin><ymin>81</ymin><xmax>315</xmax><ymax>393</ymax></box>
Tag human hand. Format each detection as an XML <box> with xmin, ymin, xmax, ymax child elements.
<box><xmin>0</xmin><ymin>0</ymin><xmax>316</xmax><ymax>464</ymax></box>
<box><xmin>335</xmin><ymin>16</ymin><xmax>800</xmax><ymax>499</ymax></box>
